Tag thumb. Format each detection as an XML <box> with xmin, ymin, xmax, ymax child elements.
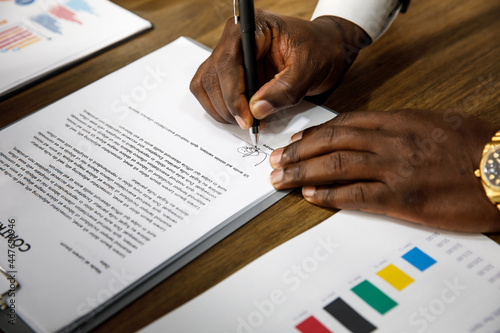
<box><xmin>249</xmin><ymin>65</ymin><xmax>309</xmax><ymax>119</ymax></box>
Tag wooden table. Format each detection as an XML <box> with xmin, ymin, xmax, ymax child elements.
<box><xmin>1</xmin><ymin>0</ymin><xmax>499</xmax><ymax>331</ymax></box>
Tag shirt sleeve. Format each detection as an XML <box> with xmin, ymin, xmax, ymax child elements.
<box><xmin>311</xmin><ymin>0</ymin><xmax>403</xmax><ymax>42</ymax></box>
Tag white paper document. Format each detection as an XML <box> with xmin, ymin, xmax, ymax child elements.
<box><xmin>141</xmin><ymin>211</ymin><xmax>500</xmax><ymax>333</ymax></box>
<box><xmin>0</xmin><ymin>0</ymin><xmax>152</xmax><ymax>99</ymax></box>
<box><xmin>0</xmin><ymin>37</ymin><xmax>335</xmax><ymax>332</ymax></box>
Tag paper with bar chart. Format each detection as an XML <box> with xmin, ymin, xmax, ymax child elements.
<box><xmin>0</xmin><ymin>0</ymin><xmax>151</xmax><ymax>99</ymax></box>
<box><xmin>140</xmin><ymin>210</ymin><xmax>500</xmax><ymax>333</ymax></box>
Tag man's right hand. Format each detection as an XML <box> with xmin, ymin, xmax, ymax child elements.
<box><xmin>190</xmin><ymin>9</ymin><xmax>370</xmax><ymax>129</ymax></box>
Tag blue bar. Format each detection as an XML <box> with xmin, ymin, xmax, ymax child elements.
<box><xmin>402</xmin><ymin>247</ymin><xmax>436</xmax><ymax>271</ymax></box>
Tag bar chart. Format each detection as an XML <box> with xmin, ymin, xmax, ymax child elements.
<box><xmin>0</xmin><ymin>0</ymin><xmax>96</xmax><ymax>52</ymax></box>
<box><xmin>139</xmin><ymin>211</ymin><xmax>500</xmax><ymax>333</ymax></box>
<box><xmin>295</xmin><ymin>246</ymin><xmax>437</xmax><ymax>333</ymax></box>
<box><xmin>0</xmin><ymin>24</ymin><xmax>42</xmax><ymax>52</ymax></box>
<box><xmin>0</xmin><ymin>0</ymin><xmax>152</xmax><ymax>98</ymax></box>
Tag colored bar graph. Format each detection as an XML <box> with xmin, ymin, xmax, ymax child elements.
<box><xmin>0</xmin><ymin>26</ymin><xmax>23</xmax><ymax>39</ymax></box>
<box><xmin>324</xmin><ymin>298</ymin><xmax>376</xmax><ymax>333</ymax></box>
<box><xmin>31</xmin><ymin>13</ymin><xmax>62</xmax><ymax>34</ymax></box>
<box><xmin>66</xmin><ymin>0</ymin><xmax>95</xmax><ymax>15</ymax></box>
<box><xmin>296</xmin><ymin>316</ymin><xmax>332</xmax><ymax>333</ymax></box>
<box><xmin>9</xmin><ymin>36</ymin><xmax>42</xmax><ymax>51</ymax></box>
<box><xmin>0</xmin><ymin>30</ymin><xmax>30</xmax><ymax>48</ymax></box>
<box><xmin>49</xmin><ymin>4</ymin><xmax>82</xmax><ymax>24</ymax></box>
<box><xmin>402</xmin><ymin>247</ymin><xmax>436</xmax><ymax>271</ymax></box>
<box><xmin>0</xmin><ymin>25</ymin><xmax>42</xmax><ymax>52</ymax></box>
<box><xmin>351</xmin><ymin>280</ymin><xmax>397</xmax><ymax>314</ymax></box>
<box><xmin>377</xmin><ymin>264</ymin><xmax>414</xmax><ymax>291</ymax></box>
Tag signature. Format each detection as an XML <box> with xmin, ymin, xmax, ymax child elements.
<box><xmin>237</xmin><ymin>146</ymin><xmax>267</xmax><ymax>166</ymax></box>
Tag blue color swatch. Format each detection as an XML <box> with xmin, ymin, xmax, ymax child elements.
<box><xmin>402</xmin><ymin>247</ymin><xmax>436</xmax><ymax>271</ymax></box>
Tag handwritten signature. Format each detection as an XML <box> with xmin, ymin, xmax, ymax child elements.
<box><xmin>237</xmin><ymin>146</ymin><xmax>267</xmax><ymax>166</ymax></box>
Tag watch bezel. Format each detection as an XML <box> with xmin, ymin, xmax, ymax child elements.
<box><xmin>480</xmin><ymin>143</ymin><xmax>500</xmax><ymax>192</ymax></box>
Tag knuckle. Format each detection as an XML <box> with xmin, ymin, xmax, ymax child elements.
<box><xmin>282</xmin><ymin>142</ymin><xmax>300</xmax><ymax>164</ymax></box>
<box><xmin>320</xmin><ymin>187</ymin><xmax>336</xmax><ymax>206</ymax></box>
<box><xmin>349</xmin><ymin>183</ymin><xmax>367</xmax><ymax>203</ymax></box>
<box><xmin>200</xmin><ymin>70</ymin><xmax>218</xmax><ymax>95</ymax></box>
<box><xmin>394</xmin><ymin>130</ymin><xmax>419</xmax><ymax>151</ymax></box>
<box><xmin>189</xmin><ymin>75</ymin><xmax>202</xmax><ymax>95</ymax></box>
<box><xmin>283</xmin><ymin>163</ymin><xmax>305</xmax><ymax>183</ymax></box>
<box><xmin>215</xmin><ymin>52</ymin><xmax>237</xmax><ymax>75</ymax></box>
<box><xmin>317</xmin><ymin>125</ymin><xmax>337</xmax><ymax>146</ymax></box>
<box><xmin>333</xmin><ymin>112</ymin><xmax>351</xmax><ymax>126</ymax></box>
<box><xmin>326</xmin><ymin>151</ymin><xmax>351</xmax><ymax>174</ymax></box>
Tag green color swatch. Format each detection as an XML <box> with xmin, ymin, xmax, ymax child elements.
<box><xmin>351</xmin><ymin>280</ymin><xmax>398</xmax><ymax>314</ymax></box>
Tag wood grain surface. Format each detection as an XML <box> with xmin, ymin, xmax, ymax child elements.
<box><xmin>0</xmin><ymin>0</ymin><xmax>498</xmax><ymax>331</ymax></box>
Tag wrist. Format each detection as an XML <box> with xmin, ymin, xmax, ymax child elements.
<box><xmin>475</xmin><ymin>129</ymin><xmax>500</xmax><ymax>211</ymax></box>
<box><xmin>303</xmin><ymin>16</ymin><xmax>367</xmax><ymax>97</ymax></box>
<box><xmin>311</xmin><ymin>16</ymin><xmax>369</xmax><ymax>63</ymax></box>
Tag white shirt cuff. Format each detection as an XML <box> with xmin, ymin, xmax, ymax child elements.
<box><xmin>311</xmin><ymin>0</ymin><xmax>402</xmax><ymax>42</ymax></box>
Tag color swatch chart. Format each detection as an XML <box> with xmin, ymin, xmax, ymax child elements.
<box><xmin>295</xmin><ymin>246</ymin><xmax>437</xmax><ymax>333</ymax></box>
<box><xmin>291</xmin><ymin>225</ymin><xmax>500</xmax><ymax>333</ymax></box>
<box><xmin>140</xmin><ymin>211</ymin><xmax>500</xmax><ymax>333</ymax></box>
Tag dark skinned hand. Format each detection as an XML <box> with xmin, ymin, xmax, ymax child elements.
<box><xmin>190</xmin><ymin>10</ymin><xmax>369</xmax><ymax>129</ymax></box>
<box><xmin>269</xmin><ymin>109</ymin><xmax>500</xmax><ymax>233</ymax></box>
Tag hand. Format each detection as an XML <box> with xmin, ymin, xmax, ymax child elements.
<box><xmin>269</xmin><ymin>109</ymin><xmax>500</xmax><ymax>233</ymax></box>
<box><xmin>190</xmin><ymin>10</ymin><xmax>369</xmax><ymax>129</ymax></box>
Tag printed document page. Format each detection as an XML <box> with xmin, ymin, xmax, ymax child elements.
<box><xmin>0</xmin><ymin>37</ymin><xmax>334</xmax><ymax>332</ymax></box>
<box><xmin>0</xmin><ymin>0</ymin><xmax>152</xmax><ymax>98</ymax></box>
<box><xmin>141</xmin><ymin>210</ymin><xmax>500</xmax><ymax>333</ymax></box>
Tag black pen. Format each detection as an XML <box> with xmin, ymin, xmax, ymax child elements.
<box><xmin>235</xmin><ymin>0</ymin><xmax>259</xmax><ymax>147</ymax></box>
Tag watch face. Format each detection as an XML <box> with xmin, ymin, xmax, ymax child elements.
<box><xmin>481</xmin><ymin>146</ymin><xmax>500</xmax><ymax>190</ymax></box>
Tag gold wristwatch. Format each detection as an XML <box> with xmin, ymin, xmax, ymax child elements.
<box><xmin>475</xmin><ymin>130</ymin><xmax>500</xmax><ymax>210</ymax></box>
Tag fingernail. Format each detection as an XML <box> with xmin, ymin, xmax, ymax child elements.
<box><xmin>235</xmin><ymin>116</ymin><xmax>248</xmax><ymax>129</ymax></box>
<box><xmin>291</xmin><ymin>131</ymin><xmax>303</xmax><ymax>142</ymax></box>
<box><xmin>302</xmin><ymin>186</ymin><xmax>315</xmax><ymax>198</ymax></box>
<box><xmin>251</xmin><ymin>100</ymin><xmax>274</xmax><ymax>118</ymax></box>
<box><xmin>269</xmin><ymin>147</ymin><xmax>284</xmax><ymax>168</ymax></box>
<box><xmin>270</xmin><ymin>168</ymin><xmax>283</xmax><ymax>186</ymax></box>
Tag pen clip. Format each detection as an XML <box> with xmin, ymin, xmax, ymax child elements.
<box><xmin>233</xmin><ymin>0</ymin><xmax>239</xmax><ymax>24</ymax></box>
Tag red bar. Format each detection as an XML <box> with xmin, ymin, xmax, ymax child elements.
<box><xmin>0</xmin><ymin>25</ymin><xmax>20</xmax><ymax>38</ymax></box>
<box><xmin>0</xmin><ymin>30</ymin><xmax>32</xmax><ymax>49</ymax></box>
<box><xmin>296</xmin><ymin>316</ymin><xmax>332</xmax><ymax>333</ymax></box>
<box><xmin>49</xmin><ymin>4</ymin><xmax>82</xmax><ymax>24</ymax></box>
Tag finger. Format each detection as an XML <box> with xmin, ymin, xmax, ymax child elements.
<box><xmin>215</xmin><ymin>16</ymin><xmax>270</xmax><ymax>129</ymax></box>
<box><xmin>214</xmin><ymin>48</ymin><xmax>254</xmax><ymax>129</ymax></box>
<box><xmin>270</xmin><ymin>151</ymin><xmax>383</xmax><ymax>189</ymax></box>
<box><xmin>326</xmin><ymin>110</ymin><xmax>426</xmax><ymax>131</ymax></box>
<box><xmin>192</xmin><ymin>18</ymin><xmax>254</xmax><ymax>127</ymax></box>
<box><xmin>271</xmin><ymin>125</ymin><xmax>382</xmax><ymax>168</ymax></box>
<box><xmin>190</xmin><ymin>62</ymin><xmax>230</xmax><ymax>124</ymax></box>
<box><xmin>200</xmin><ymin>61</ymin><xmax>238</xmax><ymax>125</ymax></box>
<box><xmin>302</xmin><ymin>182</ymin><xmax>390</xmax><ymax>215</ymax></box>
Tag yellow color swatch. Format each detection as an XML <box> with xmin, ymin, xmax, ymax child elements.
<box><xmin>377</xmin><ymin>264</ymin><xmax>414</xmax><ymax>291</ymax></box>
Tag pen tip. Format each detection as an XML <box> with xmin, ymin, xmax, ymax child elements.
<box><xmin>249</xmin><ymin>127</ymin><xmax>259</xmax><ymax>148</ymax></box>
